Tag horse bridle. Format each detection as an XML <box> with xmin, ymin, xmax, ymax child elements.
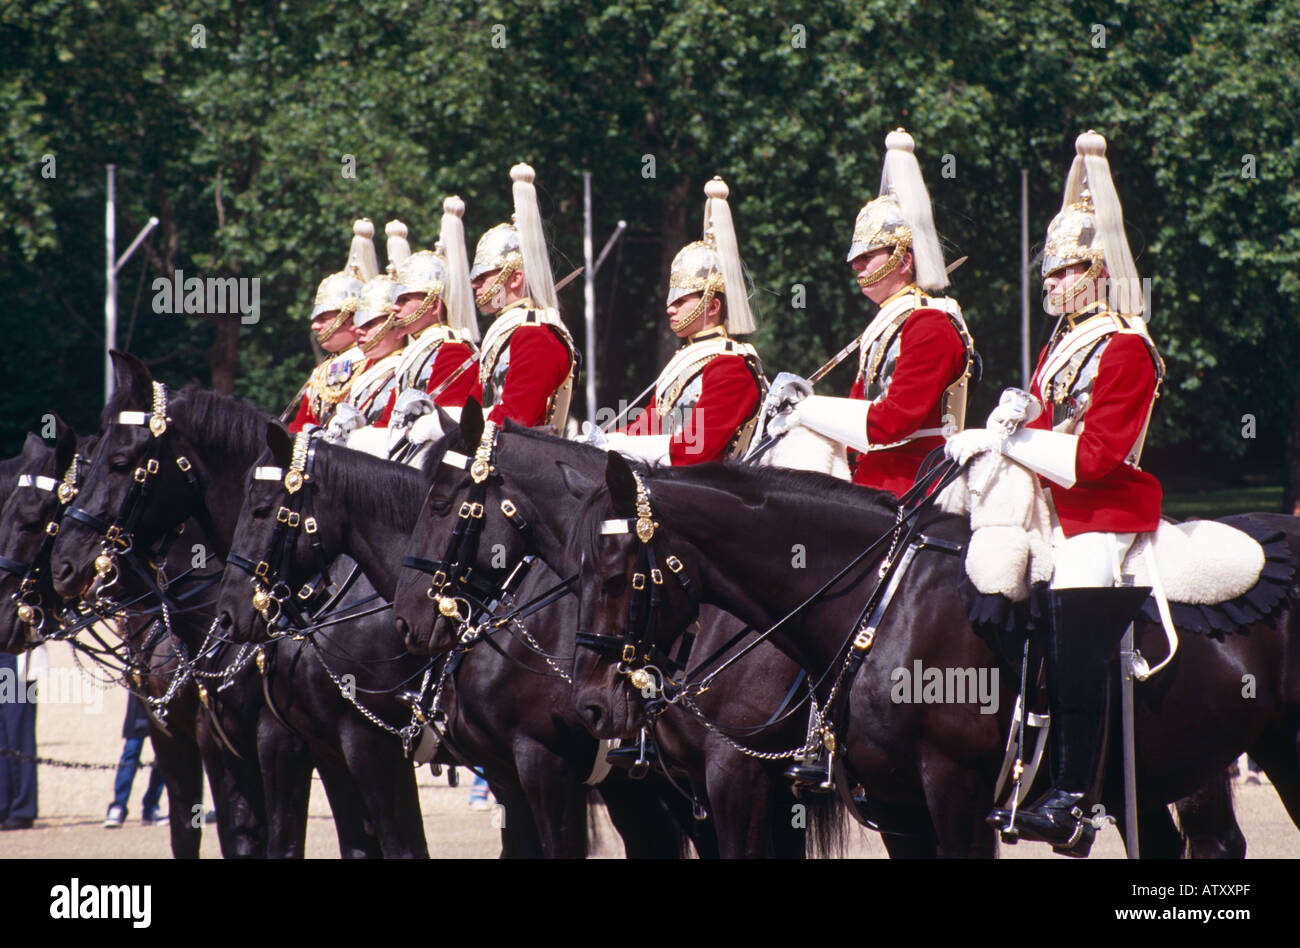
<box><xmin>577</xmin><ymin>469</ymin><xmax>700</xmax><ymax>703</ymax></box>
<box><xmin>0</xmin><ymin>456</ymin><xmax>84</xmax><ymax>634</ymax></box>
<box><xmin>64</xmin><ymin>382</ymin><xmax>205</xmax><ymax>595</ymax></box>
<box><xmin>224</xmin><ymin>430</ymin><xmax>342</xmax><ymax>631</ymax></box>
<box><xmin>402</xmin><ymin>421</ymin><xmax>543</xmax><ymax>632</ymax></box>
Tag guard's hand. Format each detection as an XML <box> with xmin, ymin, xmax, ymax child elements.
<box><xmin>580</xmin><ymin>420</ymin><xmax>608</xmax><ymax>449</ymax></box>
<box><xmin>766</xmin><ymin>372</ymin><xmax>814</xmax><ymax>412</ymax></box>
<box><xmin>408</xmin><ymin>412</ymin><xmax>445</xmax><ymax>446</ymax></box>
<box><xmin>986</xmin><ymin>388</ymin><xmax>1042</xmax><ymax>437</ymax></box>
<box><xmin>944</xmin><ymin>428</ymin><xmax>1002</xmax><ymax>466</ymax></box>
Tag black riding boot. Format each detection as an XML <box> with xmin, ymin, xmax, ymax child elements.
<box><xmin>989</xmin><ymin>585</ymin><xmax>1149</xmax><ymax>855</ymax></box>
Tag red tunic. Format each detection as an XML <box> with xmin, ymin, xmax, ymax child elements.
<box><xmin>486</xmin><ymin>325</ymin><xmax>572</xmax><ymax>428</ymax></box>
<box><xmin>287</xmin><ymin>395</ymin><xmax>316</xmax><ymax>433</ymax></box>
<box><xmin>849</xmin><ymin>307</ymin><xmax>967</xmax><ymax>497</ymax></box>
<box><xmin>1027</xmin><ymin>332</ymin><xmax>1161</xmax><ymax>537</ymax></box>
<box><xmin>426</xmin><ymin>341</ymin><xmax>483</xmax><ymax>408</ymax></box>
<box><xmin>622</xmin><ymin>354</ymin><xmax>761</xmax><ymax>465</ymax></box>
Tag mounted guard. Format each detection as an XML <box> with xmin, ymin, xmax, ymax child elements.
<box><xmin>600</xmin><ymin>177</ymin><xmax>766</xmax><ymax>465</ymax></box>
<box><xmin>769</xmin><ymin>128</ymin><xmax>975</xmax><ymax>497</ymax></box>
<box><xmin>285</xmin><ymin>219</ymin><xmax>379</xmax><ymax>433</ymax></box>
<box><xmin>342</xmin><ymin>220</ymin><xmax>417</xmax><ymax>432</ymax></box>
<box><xmin>945</xmin><ymin>130</ymin><xmax>1164</xmax><ymax>854</ymax></box>
<box><xmin>471</xmin><ymin>164</ymin><xmax>577</xmax><ymax>431</ymax></box>
<box><xmin>382</xmin><ymin>196</ymin><xmax>483</xmax><ymax>423</ymax></box>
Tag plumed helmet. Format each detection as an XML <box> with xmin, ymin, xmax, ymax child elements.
<box><xmin>395</xmin><ymin>250</ymin><xmax>447</xmax><ymax>303</ymax></box>
<box><xmin>665</xmin><ymin>177</ymin><xmax>755</xmax><ymax>334</ymax></box>
<box><xmin>469</xmin><ymin>222</ymin><xmax>521</xmax><ymax>282</ymax></box>
<box><xmin>846</xmin><ymin>193</ymin><xmax>912</xmax><ymax>266</ymax></box>
<box><xmin>847</xmin><ymin>128</ymin><xmax>948</xmax><ymax>292</ymax></box>
<box><xmin>1043</xmin><ymin>130</ymin><xmax>1144</xmax><ymax>319</ymax></box>
<box><xmin>353</xmin><ymin>274</ymin><xmax>400</xmax><ymax>329</ymax></box>
<box><xmin>310</xmin><ymin>219</ymin><xmax>379</xmax><ymax>320</ymax></box>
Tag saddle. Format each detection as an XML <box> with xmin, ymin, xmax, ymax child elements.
<box><xmin>938</xmin><ymin>452</ymin><xmax>1294</xmax><ymax>640</ymax></box>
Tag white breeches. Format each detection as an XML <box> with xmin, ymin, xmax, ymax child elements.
<box><xmin>1049</xmin><ymin>529</ymin><xmax>1137</xmax><ymax>589</ymax></box>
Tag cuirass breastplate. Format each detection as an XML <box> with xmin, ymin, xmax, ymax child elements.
<box><xmin>1046</xmin><ymin>336</ymin><xmax>1110</xmax><ymax>431</ymax></box>
<box><xmin>661</xmin><ymin>372</ymin><xmax>704</xmax><ymax>436</ymax></box>
<box><xmin>864</xmin><ymin>329</ymin><xmax>904</xmax><ymax>402</ymax></box>
<box><xmin>484</xmin><ymin>343</ymin><xmax>511</xmax><ymax>406</ymax></box>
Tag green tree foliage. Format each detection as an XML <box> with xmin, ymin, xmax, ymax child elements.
<box><xmin>2</xmin><ymin>0</ymin><xmax>1296</xmax><ymax>501</ymax></box>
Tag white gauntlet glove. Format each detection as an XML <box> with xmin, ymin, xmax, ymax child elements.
<box><xmin>986</xmin><ymin>388</ymin><xmax>1042</xmax><ymax>438</ymax></box>
<box><xmin>943</xmin><ymin>428</ymin><xmax>1003</xmax><ymax>466</ymax></box>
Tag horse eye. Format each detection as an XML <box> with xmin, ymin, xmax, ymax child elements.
<box><xmin>109</xmin><ymin>453</ymin><xmax>131</xmax><ymax>471</ymax></box>
<box><xmin>21</xmin><ymin>520</ymin><xmax>44</xmax><ymax>534</ymax></box>
<box><xmin>602</xmin><ymin>575</ymin><xmax>627</xmax><ymax>597</ymax></box>
<box><xmin>252</xmin><ymin>506</ymin><xmax>272</xmax><ymax>520</ymax></box>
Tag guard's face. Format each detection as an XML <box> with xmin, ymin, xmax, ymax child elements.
<box><xmin>471</xmin><ymin>269</ymin><xmax>503</xmax><ymax>315</ymax></box>
<box><xmin>394</xmin><ymin>293</ymin><xmax>425</xmax><ymax>322</ymax></box>
<box><xmin>311</xmin><ymin>310</ymin><xmax>357</xmax><ymax>353</ymax></box>
<box><xmin>1043</xmin><ymin>262</ymin><xmax>1106</xmax><ymax>316</ymax></box>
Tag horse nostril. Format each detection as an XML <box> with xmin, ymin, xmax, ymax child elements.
<box><xmin>583</xmin><ymin>702</ymin><xmax>605</xmax><ymax>731</ymax></box>
<box><xmin>395</xmin><ymin>616</ymin><xmax>409</xmax><ymax>639</ymax></box>
<box><xmin>217</xmin><ymin>611</ymin><xmax>233</xmax><ymax>630</ymax></box>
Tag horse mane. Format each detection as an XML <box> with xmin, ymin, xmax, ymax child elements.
<box><xmin>316</xmin><ymin>443</ymin><xmax>430</xmax><ymax>527</ymax></box>
<box><xmin>575</xmin><ymin>459</ymin><xmax>903</xmax><ymax>566</ymax></box>
<box><xmin>169</xmin><ymin>386</ymin><xmax>273</xmax><ymax>472</ymax></box>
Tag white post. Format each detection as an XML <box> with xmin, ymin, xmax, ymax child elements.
<box><xmin>583</xmin><ymin>172</ymin><xmax>597</xmax><ymax>424</ymax></box>
<box><xmin>105</xmin><ymin>165</ymin><xmax>117</xmax><ymax>406</ymax></box>
<box><xmin>103</xmin><ymin>164</ymin><xmax>159</xmax><ymax>406</ymax></box>
<box><xmin>1021</xmin><ymin>168</ymin><xmax>1030</xmax><ymax>389</ymax></box>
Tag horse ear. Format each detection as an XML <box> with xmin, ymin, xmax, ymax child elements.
<box><xmin>110</xmin><ymin>351</ymin><xmax>152</xmax><ymax>408</ymax></box>
<box><xmin>555</xmin><ymin>460</ymin><xmax>596</xmax><ymax>501</ymax></box>
<box><xmin>266</xmin><ymin>422</ymin><xmax>294</xmax><ymax>467</ymax></box>
<box><xmin>604</xmin><ymin>451</ymin><xmax>639</xmax><ymax>517</ymax></box>
<box><xmin>460</xmin><ymin>396</ymin><xmax>484</xmax><ymax>448</ymax></box>
<box><xmin>52</xmin><ymin>414</ymin><xmax>76</xmax><ymax>475</ymax></box>
<box><xmin>434</xmin><ymin>405</ymin><xmax>462</xmax><ymax>449</ymax></box>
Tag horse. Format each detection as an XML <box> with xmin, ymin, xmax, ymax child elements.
<box><xmin>564</xmin><ymin>451</ymin><xmax>1294</xmax><ymax>857</ymax></box>
<box><xmin>385</xmin><ymin>405</ymin><xmax>845</xmax><ymax>857</ymax></box>
<box><xmin>0</xmin><ymin>419</ymin><xmax>266</xmax><ymax>857</ymax></box>
<box><xmin>213</xmin><ymin>417</ymin><xmax>699</xmax><ymax>858</ymax></box>
<box><xmin>48</xmin><ymin>352</ymin><xmax>426</xmax><ymax>857</ymax></box>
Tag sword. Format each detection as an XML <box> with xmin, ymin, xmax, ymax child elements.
<box><xmin>555</xmin><ymin>267</ymin><xmax>583</xmax><ymax>293</ymax></box>
<box><xmin>599</xmin><ymin>378</ymin><xmax>657</xmax><ymax>432</ymax></box>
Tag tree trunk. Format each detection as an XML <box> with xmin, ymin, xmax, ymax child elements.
<box><xmin>209</xmin><ymin>317</ymin><xmax>239</xmax><ymax>395</ymax></box>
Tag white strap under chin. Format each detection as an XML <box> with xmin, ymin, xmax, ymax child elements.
<box><xmin>442</xmin><ymin>450</ymin><xmax>469</xmax><ymax>470</ymax></box>
<box><xmin>17</xmin><ymin>475</ymin><xmax>58</xmax><ymax>492</ymax></box>
<box><xmin>599</xmin><ymin>519</ymin><xmax>631</xmax><ymax>535</ymax></box>
<box><xmin>253</xmin><ymin>466</ymin><xmax>284</xmax><ymax>481</ymax></box>
<box><xmin>117</xmin><ymin>411</ymin><xmax>148</xmax><ymax>426</ymax></box>
<box><xmin>1131</xmin><ymin>536</ymin><xmax>1178</xmax><ymax>681</ymax></box>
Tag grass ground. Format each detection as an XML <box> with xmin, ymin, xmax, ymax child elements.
<box><xmin>1161</xmin><ymin>486</ymin><xmax>1285</xmax><ymax>521</ymax></box>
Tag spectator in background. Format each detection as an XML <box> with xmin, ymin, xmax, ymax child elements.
<box><xmin>0</xmin><ymin>644</ymin><xmax>46</xmax><ymax>830</ymax></box>
<box><xmin>104</xmin><ymin>693</ymin><xmax>166</xmax><ymax>827</ymax></box>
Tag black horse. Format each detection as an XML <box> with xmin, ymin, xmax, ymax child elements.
<box><xmin>386</xmin><ymin>407</ymin><xmax>844</xmax><ymax>857</ymax></box>
<box><xmin>214</xmin><ymin>417</ymin><xmax>699</xmax><ymax>858</ymax></box>
<box><xmin>566</xmin><ymin>452</ymin><xmax>1290</xmax><ymax>857</ymax></box>
<box><xmin>0</xmin><ymin>419</ymin><xmax>272</xmax><ymax>858</ymax></box>
<box><xmin>49</xmin><ymin>352</ymin><xmax>426</xmax><ymax>857</ymax></box>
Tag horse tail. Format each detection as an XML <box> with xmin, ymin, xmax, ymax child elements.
<box><xmin>804</xmin><ymin>787</ymin><xmax>849</xmax><ymax>859</ymax></box>
<box><xmin>1173</xmin><ymin>767</ymin><xmax>1246</xmax><ymax>859</ymax></box>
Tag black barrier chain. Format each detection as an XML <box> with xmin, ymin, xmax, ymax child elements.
<box><xmin>0</xmin><ymin>746</ymin><xmax>154</xmax><ymax>771</ymax></box>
